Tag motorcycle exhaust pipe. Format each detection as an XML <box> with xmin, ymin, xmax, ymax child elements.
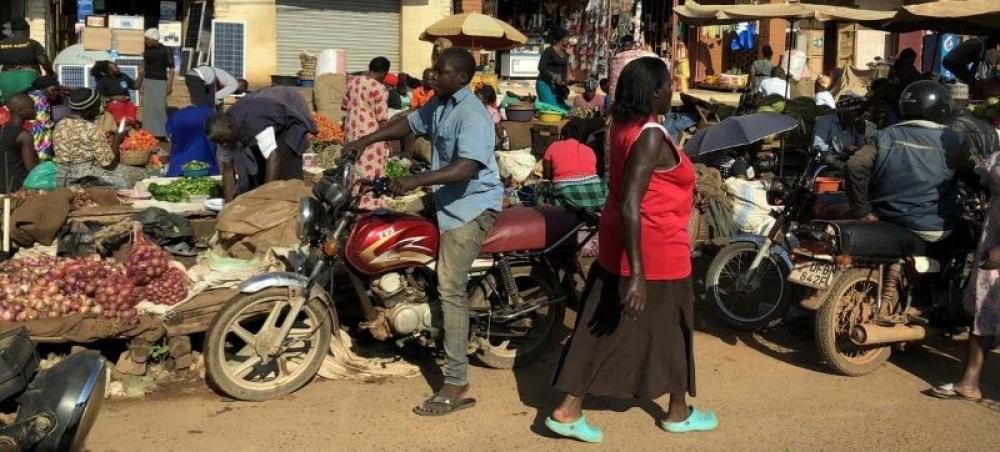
<box><xmin>849</xmin><ymin>323</ymin><xmax>926</xmax><ymax>346</ymax></box>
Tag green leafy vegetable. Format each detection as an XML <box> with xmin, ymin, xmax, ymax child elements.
<box><xmin>385</xmin><ymin>159</ymin><xmax>411</xmax><ymax>179</ymax></box>
<box><xmin>149</xmin><ymin>177</ymin><xmax>222</xmax><ymax>203</ymax></box>
<box><xmin>182</xmin><ymin>161</ymin><xmax>209</xmax><ymax>171</ymax></box>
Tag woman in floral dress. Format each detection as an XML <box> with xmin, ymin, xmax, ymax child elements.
<box><xmin>932</xmin><ymin>151</ymin><xmax>1000</xmax><ymax>401</ymax></box>
<box><xmin>342</xmin><ymin>57</ymin><xmax>391</xmax><ymax>209</ymax></box>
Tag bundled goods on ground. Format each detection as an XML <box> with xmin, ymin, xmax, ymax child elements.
<box><xmin>0</xmin><ymin>236</ymin><xmax>189</xmax><ymax>325</ymax></box>
<box><xmin>757</xmin><ymin>95</ymin><xmax>833</xmax><ymax>147</ymax></box>
<box><xmin>147</xmin><ymin>177</ymin><xmax>222</xmax><ymax>202</ymax></box>
<box><xmin>967</xmin><ymin>97</ymin><xmax>1000</xmax><ymax>122</ymax></box>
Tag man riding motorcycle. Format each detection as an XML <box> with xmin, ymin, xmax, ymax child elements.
<box><xmin>340</xmin><ymin>48</ymin><xmax>502</xmax><ymax>417</ymax></box>
<box><xmin>844</xmin><ymin>80</ymin><xmax>964</xmax><ymax>241</ymax></box>
<box><xmin>812</xmin><ymin>93</ymin><xmax>867</xmax><ymax>155</ymax></box>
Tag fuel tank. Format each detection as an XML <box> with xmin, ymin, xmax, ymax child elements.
<box><xmin>345</xmin><ymin>211</ymin><xmax>439</xmax><ymax>275</ymax></box>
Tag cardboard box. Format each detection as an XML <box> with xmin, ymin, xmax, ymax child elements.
<box><xmin>108</xmin><ymin>15</ymin><xmax>144</xmax><ymax>30</ymax></box>
<box><xmin>114</xmin><ymin>29</ymin><xmax>145</xmax><ymax>55</ymax></box>
<box><xmin>85</xmin><ymin>15</ymin><xmax>107</xmax><ymax>28</ymax></box>
<box><xmin>82</xmin><ymin>27</ymin><xmax>112</xmax><ymax>51</ymax></box>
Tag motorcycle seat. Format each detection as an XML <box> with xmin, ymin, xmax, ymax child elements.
<box><xmin>820</xmin><ymin>220</ymin><xmax>927</xmax><ymax>259</ymax></box>
<box><xmin>480</xmin><ymin>206</ymin><xmax>584</xmax><ymax>254</ymax></box>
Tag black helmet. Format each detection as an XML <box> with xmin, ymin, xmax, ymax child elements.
<box><xmin>898</xmin><ymin>80</ymin><xmax>951</xmax><ymax>122</ymax></box>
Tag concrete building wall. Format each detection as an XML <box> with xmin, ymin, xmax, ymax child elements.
<box><xmin>26</xmin><ymin>0</ymin><xmax>47</xmax><ymax>49</ymax></box>
<box><xmin>401</xmin><ymin>0</ymin><xmax>453</xmax><ymax>75</ymax></box>
<box><xmin>214</xmin><ymin>0</ymin><xmax>279</xmax><ymax>86</ymax></box>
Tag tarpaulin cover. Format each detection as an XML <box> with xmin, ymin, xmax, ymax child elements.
<box><xmin>212</xmin><ymin>180</ymin><xmax>311</xmax><ymax>260</ymax></box>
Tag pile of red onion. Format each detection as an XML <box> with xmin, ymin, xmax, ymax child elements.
<box><xmin>0</xmin><ymin>240</ymin><xmax>189</xmax><ymax>324</ymax></box>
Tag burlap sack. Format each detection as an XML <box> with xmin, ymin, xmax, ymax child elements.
<box><xmin>0</xmin><ymin>314</ymin><xmax>165</xmax><ymax>343</ymax></box>
<box><xmin>314</xmin><ymin>73</ymin><xmax>348</xmax><ymax>123</ymax></box>
<box><xmin>212</xmin><ymin>180</ymin><xmax>312</xmax><ymax>260</ymax></box>
<box><xmin>11</xmin><ymin>189</ymin><xmax>74</xmax><ymax>247</ymax></box>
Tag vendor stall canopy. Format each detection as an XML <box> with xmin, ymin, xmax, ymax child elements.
<box><xmin>673</xmin><ymin>1</ymin><xmax>894</xmax><ymax>26</ymax></box>
<box><xmin>674</xmin><ymin>0</ymin><xmax>1000</xmax><ymax>34</ymax></box>
<box><xmin>420</xmin><ymin>12</ymin><xmax>528</xmax><ymax>51</ymax></box>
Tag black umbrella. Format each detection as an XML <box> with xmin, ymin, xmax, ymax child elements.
<box><xmin>683</xmin><ymin>112</ymin><xmax>799</xmax><ymax>156</ymax></box>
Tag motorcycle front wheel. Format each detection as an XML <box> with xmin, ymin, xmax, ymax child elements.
<box><xmin>815</xmin><ymin>268</ymin><xmax>891</xmax><ymax>376</ymax></box>
<box><xmin>476</xmin><ymin>268</ymin><xmax>566</xmax><ymax>369</ymax></box>
<box><xmin>705</xmin><ymin>242</ymin><xmax>791</xmax><ymax>331</ymax></box>
<box><xmin>204</xmin><ymin>288</ymin><xmax>332</xmax><ymax>401</ymax></box>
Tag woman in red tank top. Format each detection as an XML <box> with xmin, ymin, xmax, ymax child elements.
<box><xmin>546</xmin><ymin>57</ymin><xmax>716</xmax><ymax>443</ymax></box>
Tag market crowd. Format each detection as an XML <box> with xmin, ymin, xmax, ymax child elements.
<box><xmin>3</xmin><ymin>11</ymin><xmax>1000</xmax><ymax>445</ymax></box>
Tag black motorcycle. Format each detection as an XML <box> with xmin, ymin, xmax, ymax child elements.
<box><xmin>787</xmin><ymin>207</ymin><xmax>982</xmax><ymax>376</ymax></box>
<box><xmin>0</xmin><ymin>327</ymin><xmax>106</xmax><ymax>451</ymax></box>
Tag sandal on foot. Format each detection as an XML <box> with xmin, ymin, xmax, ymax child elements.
<box><xmin>545</xmin><ymin>416</ymin><xmax>603</xmax><ymax>443</ymax></box>
<box><xmin>661</xmin><ymin>407</ymin><xmax>718</xmax><ymax>433</ymax></box>
<box><xmin>930</xmin><ymin>383</ymin><xmax>982</xmax><ymax>401</ymax></box>
<box><xmin>412</xmin><ymin>394</ymin><xmax>476</xmax><ymax>417</ymax></box>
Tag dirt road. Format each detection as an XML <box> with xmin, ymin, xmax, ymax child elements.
<box><xmin>88</xmin><ymin>312</ymin><xmax>999</xmax><ymax>451</ymax></box>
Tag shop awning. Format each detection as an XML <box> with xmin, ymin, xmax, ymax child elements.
<box><xmin>674</xmin><ymin>0</ymin><xmax>999</xmax><ymax>34</ymax></box>
<box><xmin>673</xmin><ymin>1</ymin><xmax>894</xmax><ymax>26</ymax></box>
<box><xmin>880</xmin><ymin>0</ymin><xmax>1000</xmax><ymax>34</ymax></box>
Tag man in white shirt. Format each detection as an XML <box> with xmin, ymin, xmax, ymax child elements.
<box><xmin>185</xmin><ymin>65</ymin><xmax>244</xmax><ymax>108</ymax></box>
<box><xmin>758</xmin><ymin>66</ymin><xmax>789</xmax><ymax>98</ymax></box>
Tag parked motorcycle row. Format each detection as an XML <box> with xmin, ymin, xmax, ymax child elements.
<box><xmin>706</xmin><ymin>140</ymin><xmax>988</xmax><ymax>376</ymax></box>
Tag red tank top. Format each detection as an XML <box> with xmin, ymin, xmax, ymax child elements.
<box><xmin>598</xmin><ymin>120</ymin><xmax>695</xmax><ymax>280</ymax></box>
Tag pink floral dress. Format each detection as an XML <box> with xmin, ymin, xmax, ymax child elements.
<box><xmin>342</xmin><ymin>75</ymin><xmax>390</xmax><ymax>209</ymax></box>
<box><xmin>965</xmin><ymin>152</ymin><xmax>1000</xmax><ymax>337</ymax></box>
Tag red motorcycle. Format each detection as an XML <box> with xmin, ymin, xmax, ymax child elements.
<box><xmin>204</xmin><ymin>157</ymin><xmax>593</xmax><ymax>401</ymax></box>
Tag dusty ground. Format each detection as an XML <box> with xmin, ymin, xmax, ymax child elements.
<box><xmin>87</xmin><ymin>270</ymin><xmax>1000</xmax><ymax>451</ymax></box>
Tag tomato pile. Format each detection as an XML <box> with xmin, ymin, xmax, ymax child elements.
<box><xmin>310</xmin><ymin>113</ymin><xmax>344</xmax><ymax>143</ymax></box>
<box><xmin>121</xmin><ymin>129</ymin><xmax>159</xmax><ymax>152</ymax></box>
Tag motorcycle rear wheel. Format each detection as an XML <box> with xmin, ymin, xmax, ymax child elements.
<box><xmin>204</xmin><ymin>288</ymin><xmax>332</xmax><ymax>401</ymax></box>
<box><xmin>815</xmin><ymin>269</ymin><xmax>891</xmax><ymax>376</ymax></box>
<box><xmin>705</xmin><ymin>242</ymin><xmax>790</xmax><ymax>331</ymax></box>
<box><xmin>476</xmin><ymin>269</ymin><xmax>565</xmax><ymax>369</ymax></box>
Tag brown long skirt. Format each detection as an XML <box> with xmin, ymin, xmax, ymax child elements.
<box><xmin>553</xmin><ymin>266</ymin><xmax>696</xmax><ymax>399</ymax></box>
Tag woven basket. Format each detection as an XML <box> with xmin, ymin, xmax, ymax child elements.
<box><xmin>121</xmin><ymin>149</ymin><xmax>152</xmax><ymax>166</ymax></box>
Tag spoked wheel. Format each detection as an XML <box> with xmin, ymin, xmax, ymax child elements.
<box><xmin>204</xmin><ymin>288</ymin><xmax>332</xmax><ymax>401</ymax></box>
<box><xmin>815</xmin><ymin>269</ymin><xmax>892</xmax><ymax>376</ymax></box>
<box><xmin>706</xmin><ymin>243</ymin><xmax>790</xmax><ymax>331</ymax></box>
<box><xmin>476</xmin><ymin>269</ymin><xmax>565</xmax><ymax>369</ymax></box>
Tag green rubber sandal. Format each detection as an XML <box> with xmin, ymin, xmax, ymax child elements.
<box><xmin>661</xmin><ymin>407</ymin><xmax>718</xmax><ymax>433</ymax></box>
<box><xmin>545</xmin><ymin>415</ymin><xmax>604</xmax><ymax>443</ymax></box>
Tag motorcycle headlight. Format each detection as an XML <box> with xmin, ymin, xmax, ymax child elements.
<box><xmin>297</xmin><ymin>197</ymin><xmax>325</xmax><ymax>240</ymax></box>
<box><xmin>15</xmin><ymin>351</ymin><xmax>106</xmax><ymax>452</ymax></box>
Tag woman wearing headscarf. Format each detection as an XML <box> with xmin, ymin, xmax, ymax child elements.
<box><xmin>537</xmin><ymin>28</ymin><xmax>572</xmax><ymax>109</ymax></box>
<box><xmin>140</xmin><ymin>28</ymin><xmax>173</xmax><ymax>139</ymax></box>
<box><xmin>544</xmin><ymin>57</ymin><xmax>717</xmax><ymax>443</ymax></box>
<box><xmin>25</xmin><ymin>75</ymin><xmax>62</xmax><ymax>160</ymax></box>
<box><xmin>51</xmin><ymin>88</ymin><xmax>143</xmax><ymax>188</ymax></box>
<box><xmin>165</xmin><ymin>105</ymin><xmax>217</xmax><ymax>177</ymax></box>
<box><xmin>0</xmin><ymin>17</ymin><xmax>54</xmax><ymax>103</ymax></box>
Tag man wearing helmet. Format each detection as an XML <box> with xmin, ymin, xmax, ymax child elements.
<box><xmin>844</xmin><ymin>80</ymin><xmax>965</xmax><ymax>242</ymax></box>
<box><xmin>812</xmin><ymin>94</ymin><xmax>867</xmax><ymax>155</ymax></box>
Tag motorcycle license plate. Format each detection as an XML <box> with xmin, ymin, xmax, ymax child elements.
<box><xmin>787</xmin><ymin>261</ymin><xmax>835</xmax><ymax>289</ymax></box>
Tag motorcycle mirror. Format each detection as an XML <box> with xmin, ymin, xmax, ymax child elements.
<box><xmin>335</xmin><ymin>162</ymin><xmax>354</xmax><ymax>188</ymax></box>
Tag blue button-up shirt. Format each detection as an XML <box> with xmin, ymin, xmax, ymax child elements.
<box><xmin>408</xmin><ymin>86</ymin><xmax>503</xmax><ymax>232</ymax></box>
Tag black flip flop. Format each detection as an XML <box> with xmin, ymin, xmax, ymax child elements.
<box><xmin>413</xmin><ymin>394</ymin><xmax>477</xmax><ymax>417</ymax></box>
